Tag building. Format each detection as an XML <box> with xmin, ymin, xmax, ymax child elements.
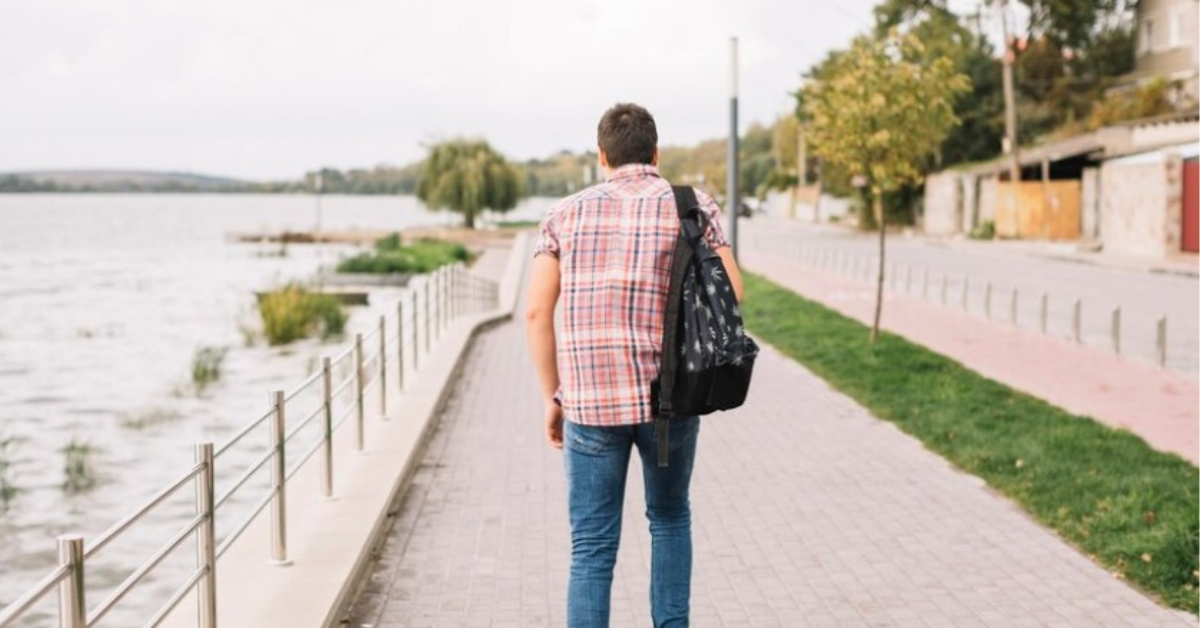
<box><xmin>1124</xmin><ymin>0</ymin><xmax>1200</xmax><ymax>104</ymax></box>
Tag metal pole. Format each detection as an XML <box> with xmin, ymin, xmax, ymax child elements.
<box><xmin>378</xmin><ymin>316</ymin><xmax>388</xmax><ymax>421</ymax></box>
<box><xmin>998</xmin><ymin>0</ymin><xmax>1022</xmax><ymax>200</ymax></box>
<box><xmin>269</xmin><ymin>391</ymin><xmax>289</xmax><ymax>566</ymax></box>
<box><xmin>424</xmin><ymin>277</ymin><xmax>431</xmax><ymax>354</ymax></box>
<box><xmin>1040</xmin><ymin>293</ymin><xmax>1048</xmax><ymax>333</ymax></box>
<box><xmin>56</xmin><ymin>535</ymin><xmax>85</xmax><ymax>628</ymax></box>
<box><xmin>984</xmin><ymin>282</ymin><xmax>993</xmax><ymax>318</ymax></box>
<box><xmin>905</xmin><ymin>265</ymin><xmax>912</xmax><ymax>294</ymax></box>
<box><xmin>1010</xmin><ymin>288</ymin><xmax>1018</xmax><ymax>326</ymax></box>
<box><xmin>1111</xmin><ymin>307</ymin><xmax>1121</xmax><ymax>354</ymax></box>
<box><xmin>727</xmin><ymin>36</ymin><xmax>740</xmax><ymax>262</ymax></box>
<box><xmin>195</xmin><ymin>443</ymin><xmax>216</xmax><ymax>628</ymax></box>
<box><xmin>922</xmin><ymin>269</ymin><xmax>930</xmax><ymax>299</ymax></box>
<box><xmin>411</xmin><ymin>292</ymin><xmax>420</xmax><ymax>371</ymax></box>
<box><xmin>396</xmin><ymin>301</ymin><xmax>405</xmax><ymax>391</ymax></box>
<box><xmin>1080</xmin><ymin>300</ymin><xmax>1089</xmax><ymax>343</ymax></box>
<box><xmin>962</xmin><ymin>276</ymin><xmax>969</xmax><ymax>311</ymax></box>
<box><xmin>939</xmin><ymin>274</ymin><xmax>948</xmax><ymax>304</ymax></box>
<box><xmin>354</xmin><ymin>333</ymin><xmax>364</xmax><ymax>452</ymax></box>
<box><xmin>1156</xmin><ymin>317</ymin><xmax>1167</xmax><ymax>367</ymax></box>
<box><xmin>320</xmin><ymin>357</ymin><xmax>333</xmax><ymax>498</ymax></box>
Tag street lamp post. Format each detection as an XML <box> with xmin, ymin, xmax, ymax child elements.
<box><xmin>728</xmin><ymin>37</ymin><xmax>740</xmax><ymax>261</ymax></box>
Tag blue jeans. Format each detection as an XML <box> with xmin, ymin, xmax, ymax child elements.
<box><xmin>564</xmin><ymin>416</ymin><xmax>700</xmax><ymax>628</ymax></box>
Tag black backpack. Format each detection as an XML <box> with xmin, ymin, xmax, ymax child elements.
<box><xmin>651</xmin><ymin>185</ymin><xmax>759</xmax><ymax>466</ymax></box>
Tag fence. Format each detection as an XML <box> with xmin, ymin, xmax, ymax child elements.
<box><xmin>749</xmin><ymin>234</ymin><xmax>1176</xmax><ymax>371</ymax></box>
<box><xmin>0</xmin><ymin>262</ymin><xmax>500</xmax><ymax>628</ymax></box>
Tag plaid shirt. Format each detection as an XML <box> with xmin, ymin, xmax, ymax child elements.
<box><xmin>534</xmin><ymin>163</ymin><xmax>729</xmax><ymax>426</ymax></box>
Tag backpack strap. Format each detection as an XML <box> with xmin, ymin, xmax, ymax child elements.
<box><xmin>655</xmin><ymin>185</ymin><xmax>701</xmax><ymax>467</ymax></box>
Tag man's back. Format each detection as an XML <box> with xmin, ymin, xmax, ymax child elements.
<box><xmin>534</xmin><ymin>163</ymin><xmax>727</xmax><ymax>427</ymax></box>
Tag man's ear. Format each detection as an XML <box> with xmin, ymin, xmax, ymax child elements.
<box><xmin>598</xmin><ymin>148</ymin><xmax>609</xmax><ymax>170</ymax></box>
<box><xmin>651</xmin><ymin>148</ymin><xmax>660</xmax><ymax>167</ymax></box>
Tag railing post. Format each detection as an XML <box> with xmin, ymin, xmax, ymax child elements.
<box><xmin>424</xmin><ymin>276</ymin><xmax>432</xmax><ymax>354</ymax></box>
<box><xmin>904</xmin><ymin>265</ymin><xmax>912</xmax><ymax>294</ymax></box>
<box><xmin>1156</xmin><ymin>317</ymin><xmax>1167</xmax><ymax>367</ymax></box>
<box><xmin>378</xmin><ymin>316</ymin><xmax>389</xmax><ymax>420</ymax></box>
<box><xmin>1039</xmin><ymin>293</ymin><xmax>1048</xmax><ymax>334</ymax></box>
<box><xmin>411</xmin><ymin>291</ymin><xmax>419</xmax><ymax>371</ymax></box>
<box><xmin>984</xmin><ymin>282</ymin><xmax>992</xmax><ymax>318</ymax></box>
<box><xmin>961</xmin><ymin>277</ymin><xmax>969</xmax><ymax>311</ymax></box>
<box><xmin>56</xmin><ymin>535</ymin><xmax>85</xmax><ymax>628</ymax></box>
<box><xmin>1156</xmin><ymin>319</ymin><xmax>1166</xmax><ymax>369</ymax></box>
<box><xmin>194</xmin><ymin>442</ymin><xmax>216</xmax><ymax>628</ymax></box>
<box><xmin>1010</xmin><ymin>288</ymin><xmax>1018</xmax><ymax>326</ymax></box>
<box><xmin>922</xmin><ymin>269</ymin><xmax>929</xmax><ymax>299</ymax></box>
<box><xmin>1111</xmin><ymin>307</ymin><xmax>1121</xmax><ymax>354</ymax></box>
<box><xmin>354</xmin><ymin>333</ymin><xmax>365</xmax><ymax>452</ymax></box>
<box><xmin>939</xmin><ymin>273</ymin><xmax>948</xmax><ymax>304</ymax></box>
<box><xmin>396</xmin><ymin>301</ymin><xmax>405</xmax><ymax>391</ymax></box>
<box><xmin>320</xmin><ymin>356</ymin><xmax>333</xmax><ymax>498</ymax></box>
<box><xmin>268</xmin><ymin>391</ymin><xmax>290</xmax><ymax>566</ymax></box>
<box><xmin>1080</xmin><ymin>298</ymin><xmax>1089</xmax><ymax>343</ymax></box>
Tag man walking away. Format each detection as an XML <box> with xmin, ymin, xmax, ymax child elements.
<box><xmin>525</xmin><ymin>103</ymin><xmax>745</xmax><ymax>628</ymax></box>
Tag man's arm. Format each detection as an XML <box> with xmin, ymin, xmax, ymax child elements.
<box><xmin>716</xmin><ymin>246</ymin><xmax>745</xmax><ymax>303</ymax></box>
<box><xmin>525</xmin><ymin>254</ymin><xmax>563</xmax><ymax>448</ymax></box>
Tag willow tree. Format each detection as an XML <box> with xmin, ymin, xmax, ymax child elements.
<box><xmin>803</xmin><ymin>32</ymin><xmax>969</xmax><ymax>343</ymax></box>
<box><xmin>417</xmin><ymin>139</ymin><xmax>523</xmax><ymax>229</ymax></box>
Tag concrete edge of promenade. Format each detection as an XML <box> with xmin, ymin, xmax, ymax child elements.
<box><xmin>160</xmin><ymin>231</ymin><xmax>530</xmax><ymax>628</ymax></box>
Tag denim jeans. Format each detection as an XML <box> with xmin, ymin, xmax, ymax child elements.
<box><xmin>563</xmin><ymin>416</ymin><xmax>700</xmax><ymax>628</ymax></box>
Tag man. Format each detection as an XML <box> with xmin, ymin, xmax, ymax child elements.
<box><xmin>525</xmin><ymin>103</ymin><xmax>744</xmax><ymax>628</ymax></box>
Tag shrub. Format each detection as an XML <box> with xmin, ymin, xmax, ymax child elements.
<box><xmin>969</xmin><ymin>220</ymin><xmax>996</xmax><ymax>240</ymax></box>
<box><xmin>258</xmin><ymin>284</ymin><xmax>347</xmax><ymax>345</ymax></box>
<box><xmin>336</xmin><ymin>235</ymin><xmax>470</xmax><ymax>275</ymax></box>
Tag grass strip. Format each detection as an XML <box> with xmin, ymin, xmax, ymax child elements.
<box><xmin>336</xmin><ymin>235</ymin><xmax>470</xmax><ymax>274</ymax></box>
<box><xmin>742</xmin><ymin>273</ymin><xmax>1199</xmax><ymax>614</ymax></box>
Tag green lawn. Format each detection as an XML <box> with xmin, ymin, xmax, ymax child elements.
<box><xmin>742</xmin><ymin>273</ymin><xmax>1199</xmax><ymax>614</ymax></box>
<box><xmin>335</xmin><ymin>235</ymin><xmax>470</xmax><ymax>274</ymax></box>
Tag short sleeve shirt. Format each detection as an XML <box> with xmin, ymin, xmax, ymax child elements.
<box><xmin>534</xmin><ymin>163</ymin><xmax>729</xmax><ymax>426</ymax></box>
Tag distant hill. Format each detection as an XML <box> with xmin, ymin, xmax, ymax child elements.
<box><xmin>0</xmin><ymin>169</ymin><xmax>259</xmax><ymax>193</ymax></box>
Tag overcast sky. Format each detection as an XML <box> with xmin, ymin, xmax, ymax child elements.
<box><xmin>0</xmin><ymin>0</ymin><xmax>997</xmax><ymax>180</ymax></box>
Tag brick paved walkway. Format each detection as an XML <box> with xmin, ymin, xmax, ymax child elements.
<box><xmin>342</xmin><ymin>275</ymin><xmax>1192</xmax><ymax>627</ymax></box>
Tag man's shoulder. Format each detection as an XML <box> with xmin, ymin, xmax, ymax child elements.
<box><xmin>548</xmin><ymin>183</ymin><xmax>615</xmax><ymax>216</ymax></box>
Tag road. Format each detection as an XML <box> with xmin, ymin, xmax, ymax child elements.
<box><xmin>742</xmin><ymin>218</ymin><xmax>1199</xmax><ymax>376</ymax></box>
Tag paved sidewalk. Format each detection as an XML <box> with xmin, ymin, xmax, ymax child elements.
<box><xmin>739</xmin><ymin>248</ymin><xmax>1200</xmax><ymax>467</ymax></box>
<box><xmin>341</xmin><ymin>278</ymin><xmax>1192</xmax><ymax>626</ymax></box>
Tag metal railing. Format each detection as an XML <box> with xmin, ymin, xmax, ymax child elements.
<box><xmin>0</xmin><ymin>262</ymin><xmax>501</xmax><ymax>628</ymax></box>
<box><xmin>750</xmin><ymin>233</ymin><xmax>1181</xmax><ymax>372</ymax></box>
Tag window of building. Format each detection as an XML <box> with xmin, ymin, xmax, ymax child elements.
<box><xmin>1140</xmin><ymin>17</ymin><xmax>1155</xmax><ymax>54</ymax></box>
<box><xmin>1169</xmin><ymin>11</ymin><xmax>1183</xmax><ymax>48</ymax></box>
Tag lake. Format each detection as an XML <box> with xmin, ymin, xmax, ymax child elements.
<box><xmin>0</xmin><ymin>193</ymin><xmax>550</xmax><ymax>625</ymax></box>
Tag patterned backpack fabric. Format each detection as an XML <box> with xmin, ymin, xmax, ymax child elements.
<box><xmin>651</xmin><ymin>186</ymin><xmax>759</xmax><ymax>466</ymax></box>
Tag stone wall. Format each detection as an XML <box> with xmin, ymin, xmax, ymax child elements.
<box><xmin>923</xmin><ymin>172</ymin><xmax>962</xmax><ymax>236</ymax></box>
<box><xmin>1100</xmin><ymin>154</ymin><xmax>1183</xmax><ymax>257</ymax></box>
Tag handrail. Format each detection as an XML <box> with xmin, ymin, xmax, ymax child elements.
<box><xmin>86</xmin><ymin>512</ymin><xmax>207</xmax><ymax>626</ymax></box>
<box><xmin>84</xmin><ymin>462</ymin><xmax>206</xmax><ymax>560</ymax></box>
<box><xmin>0</xmin><ymin>564</ymin><xmax>71</xmax><ymax>625</ymax></box>
<box><xmin>0</xmin><ymin>263</ymin><xmax>501</xmax><ymax>628</ymax></box>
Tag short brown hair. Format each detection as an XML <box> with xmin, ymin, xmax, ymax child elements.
<box><xmin>597</xmin><ymin>103</ymin><xmax>657</xmax><ymax>168</ymax></box>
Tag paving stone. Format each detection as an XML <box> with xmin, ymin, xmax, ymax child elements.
<box><xmin>340</xmin><ymin>260</ymin><xmax>1194</xmax><ymax>627</ymax></box>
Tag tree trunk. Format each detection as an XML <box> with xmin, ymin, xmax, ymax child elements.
<box><xmin>870</xmin><ymin>193</ymin><xmax>886</xmax><ymax>344</ymax></box>
<box><xmin>464</xmin><ymin>207</ymin><xmax>476</xmax><ymax>230</ymax></box>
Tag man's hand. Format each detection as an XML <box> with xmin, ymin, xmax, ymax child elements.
<box><xmin>545</xmin><ymin>402</ymin><xmax>564</xmax><ymax>449</ymax></box>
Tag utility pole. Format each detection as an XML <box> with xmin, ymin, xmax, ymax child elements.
<box><xmin>728</xmin><ymin>36</ymin><xmax>740</xmax><ymax>261</ymax></box>
<box><xmin>998</xmin><ymin>0</ymin><xmax>1021</xmax><ymax>190</ymax></box>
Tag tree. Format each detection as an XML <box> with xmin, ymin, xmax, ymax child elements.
<box><xmin>416</xmin><ymin>139</ymin><xmax>523</xmax><ymax>229</ymax></box>
<box><xmin>803</xmin><ymin>32</ymin><xmax>970</xmax><ymax>343</ymax></box>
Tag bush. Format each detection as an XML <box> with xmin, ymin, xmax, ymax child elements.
<box><xmin>336</xmin><ymin>235</ymin><xmax>470</xmax><ymax>275</ymax></box>
<box><xmin>969</xmin><ymin>220</ymin><xmax>996</xmax><ymax>240</ymax></box>
<box><xmin>258</xmin><ymin>284</ymin><xmax>347</xmax><ymax>345</ymax></box>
